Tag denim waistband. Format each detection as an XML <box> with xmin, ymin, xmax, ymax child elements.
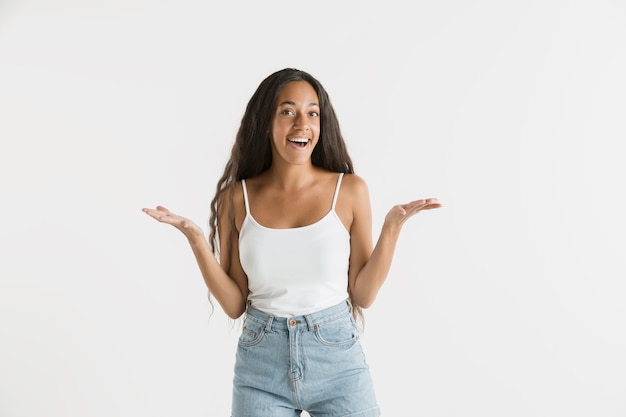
<box><xmin>244</xmin><ymin>300</ymin><xmax>352</xmax><ymax>332</ymax></box>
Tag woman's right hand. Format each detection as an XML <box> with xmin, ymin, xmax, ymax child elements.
<box><xmin>142</xmin><ymin>205</ymin><xmax>204</xmax><ymax>242</ymax></box>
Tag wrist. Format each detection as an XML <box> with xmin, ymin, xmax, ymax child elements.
<box><xmin>381</xmin><ymin>221</ymin><xmax>402</xmax><ymax>237</ymax></box>
<box><xmin>186</xmin><ymin>231</ymin><xmax>208</xmax><ymax>248</ymax></box>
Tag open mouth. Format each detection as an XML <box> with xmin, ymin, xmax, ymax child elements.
<box><xmin>288</xmin><ymin>138</ymin><xmax>309</xmax><ymax>148</ymax></box>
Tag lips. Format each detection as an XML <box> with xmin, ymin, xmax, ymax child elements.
<box><xmin>287</xmin><ymin>137</ymin><xmax>310</xmax><ymax>148</ymax></box>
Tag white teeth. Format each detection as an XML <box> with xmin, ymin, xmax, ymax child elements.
<box><xmin>288</xmin><ymin>138</ymin><xmax>309</xmax><ymax>143</ymax></box>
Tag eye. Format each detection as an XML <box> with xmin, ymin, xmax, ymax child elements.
<box><xmin>309</xmin><ymin>111</ymin><xmax>320</xmax><ymax>117</ymax></box>
<box><xmin>280</xmin><ymin>109</ymin><xmax>294</xmax><ymax>116</ymax></box>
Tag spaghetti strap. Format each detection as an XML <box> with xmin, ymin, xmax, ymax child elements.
<box><xmin>331</xmin><ymin>173</ymin><xmax>344</xmax><ymax>211</ymax></box>
<box><xmin>241</xmin><ymin>179</ymin><xmax>251</xmax><ymax>216</ymax></box>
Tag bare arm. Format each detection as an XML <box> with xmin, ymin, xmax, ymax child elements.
<box><xmin>142</xmin><ymin>200</ymin><xmax>248</xmax><ymax>319</ymax></box>
<box><xmin>347</xmin><ymin>177</ymin><xmax>442</xmax><ymax>308</ymax></box>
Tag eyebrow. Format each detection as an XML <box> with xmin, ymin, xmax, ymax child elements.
<box><xmin>278</xmin><ymin>100</ymin><xmax>319</xmax><ymax>107</ymax></box>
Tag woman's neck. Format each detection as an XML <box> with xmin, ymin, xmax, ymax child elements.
<box><xmin>263</xmin><ymin>163</ymin><xmax>322</xmax><ymax>191</ymax></box>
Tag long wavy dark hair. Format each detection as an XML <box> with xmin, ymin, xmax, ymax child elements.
<box><xmin>208</xmin><ymin>68</ymin><xmax>363</xmax><ymax>322</ymax></box>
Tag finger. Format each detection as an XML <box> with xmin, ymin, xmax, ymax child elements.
<box><xmin>143</xmin><ymin>209</ymin><xmax>163</xmax><ymax>220</ymax></box>
<box><xmin>403</xmin><ymin>199</ymin><xmax>441</xmax><ymax>215</ymax></box>
<box><xmin>423</xmin><ymin>202</ymin><xmax>443</xmax><ymax>210</ymax></box>
<box><xmin>415</xmin><ymin>198</ymin><xmax>439</xmax><ymax>205</ymax></box>
<box><xmin>143</xmin><ymin>208</ymin><xmax>176</xmax><ymax>223</ymax></box>
<box><xmin>404</xmin><ymin>200</ymin><xmax>429</xmax><ymax>211</ymax></box>
<box><xmin>408</xmin><ymin>198</ymin><xmax>440</xmax><ymax>208</ymax></box>
<box><xmin>142</xmin><ymin>208</ymin><xmax>159</xmax><ymax>216</ymax></box>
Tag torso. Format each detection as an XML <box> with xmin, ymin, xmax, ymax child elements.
<box><xmin>220</xmin><ymin>167</ymin><xmax>371</xmax><ymax>317</ymax></box>
<box><xmin>237</xmin><ymin>169</ymin><xmax>353</xmax><ymax>317</ymax></box>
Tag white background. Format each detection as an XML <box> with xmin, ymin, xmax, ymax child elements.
<box><xmin>1</xmin><ymin>1</ymin><xmax>625</xmax><ymax>416</ymax></box>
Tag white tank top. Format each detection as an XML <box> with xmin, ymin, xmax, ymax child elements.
<box><xmin>239</xmin><ymin>173</ymin><xmax>350</xmax><ymax>317</ymax></box>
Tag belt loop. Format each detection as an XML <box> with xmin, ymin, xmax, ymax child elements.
<box><xmin>264</xmin><ymin>316</ymin><xmax>273</xmax><ymax>332</ymax></box>
<box><xmin>304</xmin><ymin>314</ymin><xmax>315</xmax><ymax>331</ymax></box>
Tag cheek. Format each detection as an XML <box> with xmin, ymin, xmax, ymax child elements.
<box><xmin>313</xmin><ymin>122</ymin><xmax>321</xmax><ymax>137</ymax></box>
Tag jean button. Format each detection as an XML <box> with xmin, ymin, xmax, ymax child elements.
<box><xmin>289</xmin><ymin>319</ymin><xmax>296</xmax><ymax>326</ymax></box>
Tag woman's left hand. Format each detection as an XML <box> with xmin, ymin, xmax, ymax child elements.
<box><xmin>384</xmin><ymin>198</ymin><xmax>442</xmax><ymax>229</ymax></box>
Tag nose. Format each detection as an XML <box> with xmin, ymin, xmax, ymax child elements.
<box><xmin>293</xmin><ymin>112</ymin><xmax>308</xmax><ymax>131</ymax></box>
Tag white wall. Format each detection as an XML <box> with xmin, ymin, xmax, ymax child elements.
<box><xmin>1</xmin><ymin>1</ymin><xmax>625</xmax><ymax>416</ymax></box>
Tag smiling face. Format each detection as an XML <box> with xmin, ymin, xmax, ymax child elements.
<box><xmin>269</xmin><ymin>81</ymin><xmax>321</xmax><ymax>167</ymax></box>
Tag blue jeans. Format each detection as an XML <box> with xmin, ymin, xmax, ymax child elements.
<box><xmin>231</xmin><ymin>300</ymin><xmax>380</xmax><ymax>417</ymax></box>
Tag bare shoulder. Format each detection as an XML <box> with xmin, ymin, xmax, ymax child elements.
<box><xmin>217</xmin><ymin>181</ymin><xmax>246</xmax><ymax>232</ymax></box>
<box><xmin>217</xmin><ymin>181</ymin><xmax>243</xmax><ymax>210</ymax></box>
<box><xmin>335</xmin><ymin>173</ymin><xmax>371</xmax><ymax>230</ymax></box>
<box><xmin>341</xmin><ymin>173</ymin><xmax>370</xmax><ymax>202</ymax></box>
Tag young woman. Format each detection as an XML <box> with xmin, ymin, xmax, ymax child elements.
<box><xmin>143</xmin><ymin>68</ymin><xmax>441</xmax><ymax>416</ymax></box>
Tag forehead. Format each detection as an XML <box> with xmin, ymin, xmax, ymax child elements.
<box><xmin>276</xmin><ymin>81</ymin><xmax>319</xmax><ymax>104</ymax></box>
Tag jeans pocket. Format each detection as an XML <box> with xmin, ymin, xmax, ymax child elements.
<box><xmin>314</xmin><ymin>315</ymin><xmax>359</xmax><ymax>346</ymax></box>
<box><xmin>238</xmin><ymin>317</ymin><xmax>266</xmax><ymax>347</ymax></box>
